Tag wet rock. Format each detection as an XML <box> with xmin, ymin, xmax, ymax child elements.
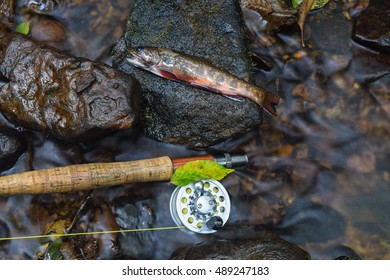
<box><xmin>0</xmin><ymin>0</ymin><xmax>15</xmax><ymax>28</ymax></box>
<box><xmin>275</xmin><ymin>199</ymin><xmax>346</xmax><ymax>244</ymax></box>
<box><xmin>113</xmin><ymin>198</ymin><xmax>156</xmax><ymax>259</ymax></box>
<box><xmin>0</xmin><ymin>26</ymin><xmax>140</xmax><ymax>142</ymax></box>
<box><xmin>232</xmin><ymin>194</ymin><xmax>287</xmax><ymax>225</ymax></box>
<box><xmin>170</xmin><ymin>232</ymin><xmax>310</xmax><ymax>259</ymax></box>
<box><xmin>306</xmin><ymin>4</ymin><xmax>352</xmax><ymax>54</ymax></box>
<box><xmin>88</xmin><ymin>201</ymin><xmax>120</xmax><ymax>259</ymax></box>
<box><xmin>113</xmin><ymin>0</ymin><xmax>262</xmax><ymax>147</ymax></box>
<box><xmin>353</xmin><ymin>0</ymin><xmax>390</xmax><ymax>53</ymax></box>
<box><xmin>328</xmin><ymin>245</ymin><xmax>361</xmax><ymax>260</ymax></box>
<box><xmin>21</xmin><ymin>0</ymin><xmax>133</xmax><ymax>61</ymax></box>
<box><xmin>30</xmin><ymin>18</ymin><xmax>66</xmax><ymax>44</ymax></box>
<box><xmin>0</xmin><ymin>127</ymin><xmax>26</xmax><ymax>171</ymax></box>
<box><xmin>0</xmin><ymin>219</ymin><xmax>10</xmax><ymax>253</ymax></box>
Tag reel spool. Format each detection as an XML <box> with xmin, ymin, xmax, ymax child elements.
<box><xmin>170</xmin><ymin>179</ymin><xmax>230</xmax><ymax>234</ymax></box>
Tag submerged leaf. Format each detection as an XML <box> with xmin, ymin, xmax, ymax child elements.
<box><xmin>14</xmin><ymin>22</ymin><xmax>30</xmax><ymax>35</ymax></box>
<box><xmin>240</xmin><ymin>0</ymin><xmax>273</xmax><ymax>15</ymax></box>
<box><xmin>171</xmin><ymin>160</ymin><xmax>234</xmax><ymax>187</ymax></box>
<box><xmin>242</xmin><ymin>0</ymin><xmax>297</xmax><ymax>32</ymax></box>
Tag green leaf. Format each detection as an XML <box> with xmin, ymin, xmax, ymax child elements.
<box><xmin>292</xmin><ymin>0</ymin><xmax>329</xmax><ymax>10</ymax></box>
<box><xmin>15</xmin><ymin>22</ymin><xmax>30</xmax><ymax>35</ymax></box>
<box><xmin>45</xmin><ymin>238</ymin><xmax>64</xmax><ymax>260</ymax></box>
<box><xmin>171</xmin><ymin>160</ymin><xmax>234</xmax><ymax>187</ymax></box>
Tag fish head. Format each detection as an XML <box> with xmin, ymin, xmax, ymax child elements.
<box><xmin>126</xmin><ymin>47</ymin><xmax>161</xmax><ymax>69</ymax></box>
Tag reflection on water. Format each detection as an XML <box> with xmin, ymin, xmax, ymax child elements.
<box><xmin>241</xmin><ymin>0</ymin><xmax>390</xmax><ymax>259</ymax></box>
<box><xmin>1</xmin><ymin>0</ymin><xmax>389</xmax><ymax>259</ymax></box>
<box><xmin>15</xmin><ymin>0</ymin><xmax>133</xmax><ymax>62</ymax></box>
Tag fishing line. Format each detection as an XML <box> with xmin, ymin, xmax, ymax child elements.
<box><xmin>0</xmin><ymin>225</ymin><xmax>185</xmax><ymax>242</ymax></box>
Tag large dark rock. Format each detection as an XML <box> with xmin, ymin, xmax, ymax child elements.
<box><xmin>113</xmin><ymin>0</ymin><xmax>262</xmax><ymax>147</ymax></box>
<box><xmin>0</xmin><ymin>26</ymin><xmax>141</xmax><ymax>142</ymax></box>
<box><xmin>0</xmin><ymin>127</ymin><xmax>26</xmax><ymax>171</ymax></box>
<box><xmin>353</xmin><ymin>0</ymin><xmax>390</xmax><ymax>53</ymax></box>
<box><xmin>170</xmin><ymin>232</ymin><xmax>310</xmax><ymax>260</ymax></box>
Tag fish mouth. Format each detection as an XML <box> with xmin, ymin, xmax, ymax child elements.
<box><xmin>126</xmin><ymin>48</ymin><xmax>147</xmax><ymax>68</ymax></box>
<box><xmin>127</xmin><ymin>48</ymin><xmax>139</xmax><ymax>58</ymax></box>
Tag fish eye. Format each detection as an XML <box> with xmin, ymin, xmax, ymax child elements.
<box><xmin>139</xmin><ymin>49</ymin><xmax>160</xmax><ymax>66</ymax></box>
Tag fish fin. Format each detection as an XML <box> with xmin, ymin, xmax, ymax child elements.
<box><xmin>263</xmin><ymin>92</ymin><xmax>283</xmax><ymax>117</ymax></box>
<box><xmin>157</xmin><ymin>70</ymin><xmax>178</xmax><ymax>80</ymax></box>
<box><xmin>190</xmin><ymin>81</ymin><xmax>213</xmax><ymax>91</ymax></box>
<box><xmin>223</xmin><ymin>95</ymin><xmax>244</xmax><ymax>102</ymax></box>
<box><xmin>190</xmin><ymin>81</ymin><xmax>244</xmax><ymax>102</ymax></box>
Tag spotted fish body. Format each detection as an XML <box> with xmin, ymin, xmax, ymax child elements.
<box><xmin>126</xmin><ymin>47</ymin><xmax>281</xmax><ymax>116</ymax></box>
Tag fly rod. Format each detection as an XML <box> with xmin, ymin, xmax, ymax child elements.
<box><xmin>0</xmin><ymin>153</ymin><xmax>248</xmax><ymax>195</ymax></box>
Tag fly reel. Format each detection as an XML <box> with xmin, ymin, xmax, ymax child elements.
<box><xmin>169</xmin><ymin>179</ymin><xmax>230</xmax><ymax>234</ymax></box>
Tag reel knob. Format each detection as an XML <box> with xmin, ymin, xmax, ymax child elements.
<box><xmin>206</xmin><ymin>216</ymin><xmax>224</xmax><ymax>230</ymax></box>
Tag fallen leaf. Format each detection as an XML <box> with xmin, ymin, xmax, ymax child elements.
<box><xmin>298</xmin><ymin>0</ymin><xmax>314</xmax><ymax>47</ymax></box>
<box><xmin>296</xmin><ymin>0</ymin><xmax>329</xmax><ymax>46</ymax></box>
<box><xmin>171</xmin><ymin>160</ymin><xmax>234</xmax><ymax>187</ymax></box>
<box><xmin>15</xmin><ymin>21</ymin><xmax>30</xmax><ymax>35</ymax></box>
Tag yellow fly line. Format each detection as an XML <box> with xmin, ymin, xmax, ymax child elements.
<box><xmin>0</xmin><ymin>226</ymin><xmax>185</xmax><ymax>242</ymax></box>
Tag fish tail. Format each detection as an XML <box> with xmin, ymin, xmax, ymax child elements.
<box><xmin>263</xmin><ymin>92</ymin><xmax>283</xmax><ymax>117</ymax></box>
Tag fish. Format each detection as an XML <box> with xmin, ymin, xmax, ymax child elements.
<box><xmin>125</xmin><ymin>47</ymin><xmax>282</xmax><ymax>116</ymax></box>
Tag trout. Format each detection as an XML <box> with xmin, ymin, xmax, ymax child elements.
<box><xmin>126</xmin><ymin>47</ymin><xmax>281</xmax><ymax>116</ymax></box>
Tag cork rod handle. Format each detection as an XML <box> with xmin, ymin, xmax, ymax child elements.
<box><xmin>0</xmin><ymin>156</ymin><xmax>173</xmax><ymax>195</ymax></box>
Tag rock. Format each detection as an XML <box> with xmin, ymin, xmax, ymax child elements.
<box><xmin>0</xmin><ymin>219</ymin><xmax>10</xmax><ymax>253</ymax></box>
<box><xmin>113</xmin><ymin>198</ymin><xmax>156</xmax><ymax>259</ymax></box>
<box><xmin>0</xmin><ymin>127</ymin><xmax>26</xmax><ymax>171</ymax></box>
<box><xmin>21</xmin><ymin>0</ymin><xmax>133</xmax><ymax>61</ymax></box>
<box><xmin>170</xmin><ymin>232</ymin><xmax>310</xmax><ymax>260</ymax></box>
<box><xmin>113</xmin><ymin>0</ymin><xmax>262</xmax><ymax>147</ymax></box>
<box><xmin>0</xmin><ymin>26</ymin><xmax>141</xmax><ymax>142</ymax></box>
<box><xmin>274</xmin><ymin>199</ymin><xmax>346</xmax><ymax>244</ymax></box>
<box><xmin>353</xmin><ymin>0</ymin><xmax>390</xmax><ymax>53</ymax></box>
<box><xmin>232</xmin><ymin>194</ymin><xmax>287</xmax><ymax>225</ymax></box>
<box><xmin>30</xmin><ymin>18</ymin><xmax>66</xmax><ymax>44</ymax></box>
<box><xmin>327</xmin><ymin>245</ymin><xmax>362</xmax><ymax>260</ymax></box>
<box><xmin>0</xmin><ymin>0</ymin><xmax>14</xmax><ymax>28</ymax></box>
<box><xmin>306</xmin><ymin>4</ymin><xmax>352</xmax><ymax>54</ymax></box>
